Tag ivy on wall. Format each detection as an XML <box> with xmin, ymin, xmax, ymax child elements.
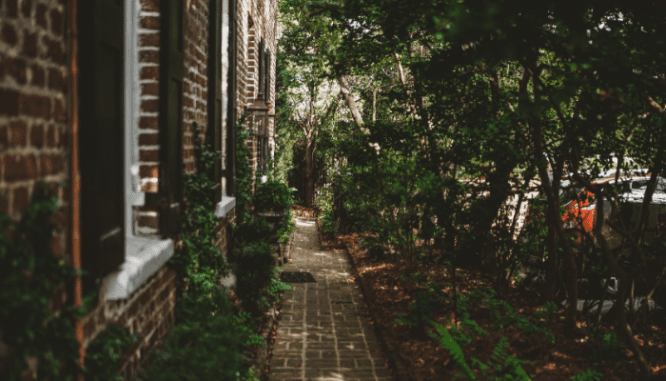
<box><xmin>84</xmin><ymin>324</ymin><xmax>136</xmax><ymax>381</ymax></box>
<box><xmin>170</xmin><ymin>124</ymin><xmax>231</xmax><ymax>323</ymax></box>
<box><xmin>0</xmin><ymin>183</ymin><xmax>84</xmax><ymax>380</ymax></box>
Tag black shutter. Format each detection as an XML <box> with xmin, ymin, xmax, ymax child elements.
<box><xmin>78</xmin><ymin>0</ymin><xmax>125</xmax><ymax>284</ymax></box>
<box><xmin>157</xmin><ymin>0</ymin><xmax>185</xmax><ymax>237</ymax></box>
<box><xmin>226</xmin><ymin>0</ymin><xmax>237</xmax><ymax>196</ymax></box>
<box><xmin>208</xmin><ymin>0</ymin><xmax>223</xmax><ymax>203</ymax></box>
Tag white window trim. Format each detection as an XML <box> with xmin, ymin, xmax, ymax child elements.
<box><xmin>125</xmin><ymin>0</ymin><xmax>144</xmax><ymax>214</ymax></box>
<box><xmin>100</xmin><ymin>0</ymin><xmax>174</xmax><ymax>302</ymax></box>
<box><xmin>101</xmin><ymin>236</ymin><xmax>174</xmax><ymax>300</ymax></box>
<box><xmin>215</xmin><ymin>0</ymin><xmax>236</xmax><ymax>220</ymax></box>
<box><xmin>215</xmin><ymin>195</ymin><xmax>236</xmax><ymax>218</ymax></box>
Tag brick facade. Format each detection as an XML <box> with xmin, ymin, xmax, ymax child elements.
<box><xmin>0</xmin><ymin>0</ymin><xmax>69</xmax><ymax>263</ymax></box>
<box><xmin>80</xmin><ymin>267</ymin><xmax>177</xmax><ymax>379</ymax></box>
<box><xmin>0</xmin><ymin>0</ymin><xmax>278</xmax><ymax>378</ymax></box>
<box><xmin>236</xmin><ymin>0</ymin><xmax>278</xmax><ymax>191</ymax></box>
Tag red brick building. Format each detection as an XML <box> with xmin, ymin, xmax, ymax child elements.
<box><xmin>0</xmin><ymin>0</ymin><xmax>277</xmax><ymax>378</ymax></box>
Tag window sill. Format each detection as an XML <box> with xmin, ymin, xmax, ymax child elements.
<box><xmin>215</xmin><ymin>196</ymin><xmax>236</xmax><ymax>219</ymax></box>
<box><xmin>100</xmin><ymin>236</ymin><xmax>174</xmax><ymax>301</ymax></box>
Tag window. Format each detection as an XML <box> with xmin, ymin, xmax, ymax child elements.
<box><xmin>89</xmin><ymin>0</ymin><xmax>175</xmax><ymax>301</ymax></box>
<box><xmin>78</xmin><ymin>0</ymin><xmax>126</xmax><ymax>292</ymax></box>
<box><xmin>211</xmin><ymin>0</ymin><xmax>236</xmax><ymax>218</ymax></box>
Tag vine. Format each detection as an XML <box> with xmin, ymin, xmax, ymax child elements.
<box><xmin>235</xmin><ymin>121</ymin><xmax>253</xmax><ymax>224</ymax></box>
<box><xmin>169</xmin><ymin>124</ymin><xmax>231</xmax><ymax>323</ymax></box>
<box><xmin>0</xmin><ymin>182</ymin><xmax>85</xmax><ymax>380</ymax></box>
<box><xmin>140</xmin><ymin>126</ymin><xmax>264</xmax><ymax>380</ymax></box>
<box><xmin>84</xmin><ymin>324</ymin><xmax>136</xmax><ymax>381</ymax></box>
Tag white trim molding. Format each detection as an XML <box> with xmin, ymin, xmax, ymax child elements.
<box><xmin>215</xmin><ymin>196</ymin><xmax>236</xmax><ymax>218</ymax></box>
<box><xmin>100</xmin><ymin>237</ymin><xmax>174</xmax><ymax>301</ymax></box>
<box><xmin>125</xmin><ymin>0</ymin><xmax>145</xmax><ymax>232</ymax></box>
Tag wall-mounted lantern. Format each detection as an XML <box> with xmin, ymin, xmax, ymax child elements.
<box><xmin>245</xmin><ymin>93</ymin><xmax>270</xmax><ymax>178</ymax></box>
<box><xmin>246</xmin><ymin>93</ymin><xmax>269</xmax><ymax>137</ymax></box>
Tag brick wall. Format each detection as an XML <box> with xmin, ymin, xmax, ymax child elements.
<box><xmin>0</xmin><ymin>0</ymin><xmax>69</xmax><ymax>260</ymax></box>
<box><xmin>234</xmin><ymin>0</ymin><xmax>278</xmax><ymax>193</ymax></box>
<box><xmin>80</xmin><ymin>267</ymin><xmax>177</xmax><ymax>380</ymax></box>
<box><xmin>137</xmin><ymin>0</ymin><xmax>160</xmax><ymax>195</ymax></box>
<box><xmin>135</xmin><ymin>0</ymin><xmax>162</xmax><ymax>237</ymax></box>
<box><xmin>0</xmin><ymin>0</ymin><xmax>275</xmax><ymax>378</ymax></box>
<box><xmin>183</xmin><ymin>0</ymin><xmax>209</xmax><ymax>174</ymax></box>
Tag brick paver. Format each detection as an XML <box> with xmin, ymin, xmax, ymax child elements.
<box><xmin>269</xmin><ymin>218</ymin><xmax>392</xmax><ymax>381</ymax></box>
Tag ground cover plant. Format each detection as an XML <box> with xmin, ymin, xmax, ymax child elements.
<box><xmin>318</xmin><ymin>227</ymin><xmax>666</xmax><ymax>381</ymax></box>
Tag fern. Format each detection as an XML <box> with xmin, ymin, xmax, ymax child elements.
<box><xmin>430</xmin><ymin>321</ymin><xmax>533</xmax><ymax>381</ymax></box>
<box><xmin>570</xmin><ymin>368</ymin><xmax>602</xmax><ymax>381</ymax></box>
<box><xmin>429</xmin><ymin>321</ymin><xmax>477</xmax><ymax>380</ymax></box>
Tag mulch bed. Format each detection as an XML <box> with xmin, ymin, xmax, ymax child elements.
<box><xmin>292</xmin><ymin>204</ymin><xmax>320</xmax><ymax>219</ymax></box>
<box><xmin>316</xmin><ymin>224</ymin><xmax>666</xmax><ymax>381</ymax></box>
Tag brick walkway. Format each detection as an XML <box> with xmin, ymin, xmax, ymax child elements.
<box><xmin>268</xmin><ymin>218</ymin><xmax>392</xmax><ymax>381</ymax></box>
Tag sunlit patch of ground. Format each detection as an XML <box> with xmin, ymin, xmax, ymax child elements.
<box><xmin>317</xmin><ymin>224</ymin><xmax>666</xmax><ymax>381</ymax></box>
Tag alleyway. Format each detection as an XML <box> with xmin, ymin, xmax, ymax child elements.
<box><xmin>268</xmin><ymin>218</ymin><xmax>393</xmax><ymax>381</ymax></box>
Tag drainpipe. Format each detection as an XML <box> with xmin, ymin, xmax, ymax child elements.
<box><xmin>67</xmin><ymin>0</ymin><xmax>85</xmax><ymax>379</ymax></box>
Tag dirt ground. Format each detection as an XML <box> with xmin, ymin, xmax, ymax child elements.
<box><xmin>304</xmin><ymin>205</ymin><xmax>666</xmax><ymax>381</ymax></box>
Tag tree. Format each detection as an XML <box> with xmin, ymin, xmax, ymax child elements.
<box><xmin>277</xmin><ymin>0</ymin><xmax>346</xmax><ymax>206</ymax></box>
<box><xmin>303</xmin><ymin>0</ymin><xmax>666</xmax><ymax>377</ymax></box>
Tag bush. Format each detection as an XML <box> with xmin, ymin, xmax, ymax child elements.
<box><xmin>85</xmin><ymin>324</ymin><xmax>136</xmax><ymax>381</ymax></box>
<box><xmin>277</xmin><ymin>210</ymin><xmax>296</xmax><ymax>243</ymax></box>
<box><xmin>232</xmin><ymin>216</ymin><xmax>272</xmax><ymax>245</ymax></box>
<box><xmin>253</xmin><ymin>180</ymin><xmax>292</xmax><ymax>214</ymax></box>
<box><xmin>141</xmin><ymin>290</ymin><xmax>254</xmax><ymax>381</ymax></box>
<box><xmin>232</xmin><ymin>240</ymin><xmax>276</xmax><ymax>315</ymax></box>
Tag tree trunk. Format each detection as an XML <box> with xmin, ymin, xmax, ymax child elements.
<box><xmin>304</xmin><ymin>137</ymin><xmax>315</xmax><ymax>207</ymax></box>
<box><xmin>338</xmin><ymin>75</ymin><xmax>365</xmax><ymax>129</ymax></box>
<box><xmin>544</xmin><ymin>222</ymin><xmax>559</xmax><ymax>301</ymax></box>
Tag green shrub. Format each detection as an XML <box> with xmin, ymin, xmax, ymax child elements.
<box><xmin>235</xmin><ymin>123</ymin><xmax>253</xmax><ymax>224</ymax></box>
<box><xmin>585</xmin><ymin>322</ymin><xmax>625</xmax><ymax>368</ymax></box>
<box><xmin>266</xmin><ymin>268</ymin><xmax>292</xmax><ymax>303</ymax></box>
<box><xmin>429</xmin><ymin>322</ymin><xmax>533</xmax><ymax>381</ymax></box>
<box><xmin>0</xmin><ymin>182</ymin><xmax>86</xmax><ymax>381</ymax></box>
<box><xmin>277</xmin><ymin>210</ymin><xmax>296</xmax><ymax>243</ymax></box>
<box><xmin>253</xmin><ymin>180</ymin><xmax>292</xmax><ymax>214</ymax></box>
<box><xmin>570</xmin><ymin>368</ymin><xmax>602</xmax><ymax>381</ymax></box>
<box><xmin>233</xmin><ymin>240</ymin><xmax>276</xmax><ymax>315</ymax></box>
<box><xmin>85</xmin><ymin>324</ymin><xmax>136</xmax><ymax>381</ymax></box>
<box><xmin>169</xmin><ymin>125</ymin><xmax>231</xmax><ymax>324</ymax></box>
<box><xmin>142</xmin><ymin>308</ymin><xmax>251</xmax><ymax>381</ymax></box>
<box><xmin>232</xmin><ymin>216</ymin><xmax>272</xmax><ymax>245</ymax></box>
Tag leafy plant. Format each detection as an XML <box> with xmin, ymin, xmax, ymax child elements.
<box><xmin>0</xmin><ymin>182</ymin><xmax>86</xmax><ymax>380</ymax></box>
<box><xmin>85</xmin><ymin>324</ymin><xmax>136</xmax><ymax>381</ymax></box>
<box><xmin>266</xmin><ymin>268</ymin><xmax>292</xmax><ymax>304</ymax></box>
<box><xmin>235</xmin><ymin>122</ymin><xmax>253</xmax><ymax>224</ymax></box>
<box><xmin>141</xmin><ymin>289</ymin><xmax>254</xmax><ymax>381</ymax></box>
<box><xmin>232</xmin><ymin>215</ymin><xmax>272</xmax><ymax>244</ymax></box>
<box><xmin>253</xmin><ymin>180</ymin><xmax>292</xmax><ymax>214</ymax></box>
<box><xmin>394</xmin><ymin>274</ymin><xmax>451</xmax><ymax>336</ymax></box>
<box><xmin>429</xmin><ymin>322</ymin><xmax>533</xmax><ymax>381</ymax></box>
<box><xmin>585</xmin><ymin>323</ymin><xmax>625</xmax><ymax>368</ymax></box>
<box><xmin>473</xmin><ymin>288</ymin><xmax>555</xmax><ymax>345</ymax></box>
<box><xmin>429</xmin><ymin>321</ymin><xmax>477</xmax><ymax>380</ymax></box>
<box><xmin>277</xmin><ymin>209</ymin><xmax>296</xmax><ymax>244</ymax></box>
<box><xmin>232</xmin><ymin>240</ymin><xmax>276</xmax><ymax>316</ymax></box>
<box><xmin>570</xmin><ymin>368</ymin><xmax>603</xmax><ymax>381</ymax></box>
<box><xmin>534</xmin><ymin>301</ymin><xmax>559</xmax><ymax>321</ymax></box>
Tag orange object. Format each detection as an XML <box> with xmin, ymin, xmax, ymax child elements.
<box><xmin>67</xmin><ymin>0</ymin><xmax>85</xmax><ymax>378</ymax></box>
<box><xmin>563</xmin><ymin>190</ymin><xmax>596</xmax><ymax>232</ymax></box>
